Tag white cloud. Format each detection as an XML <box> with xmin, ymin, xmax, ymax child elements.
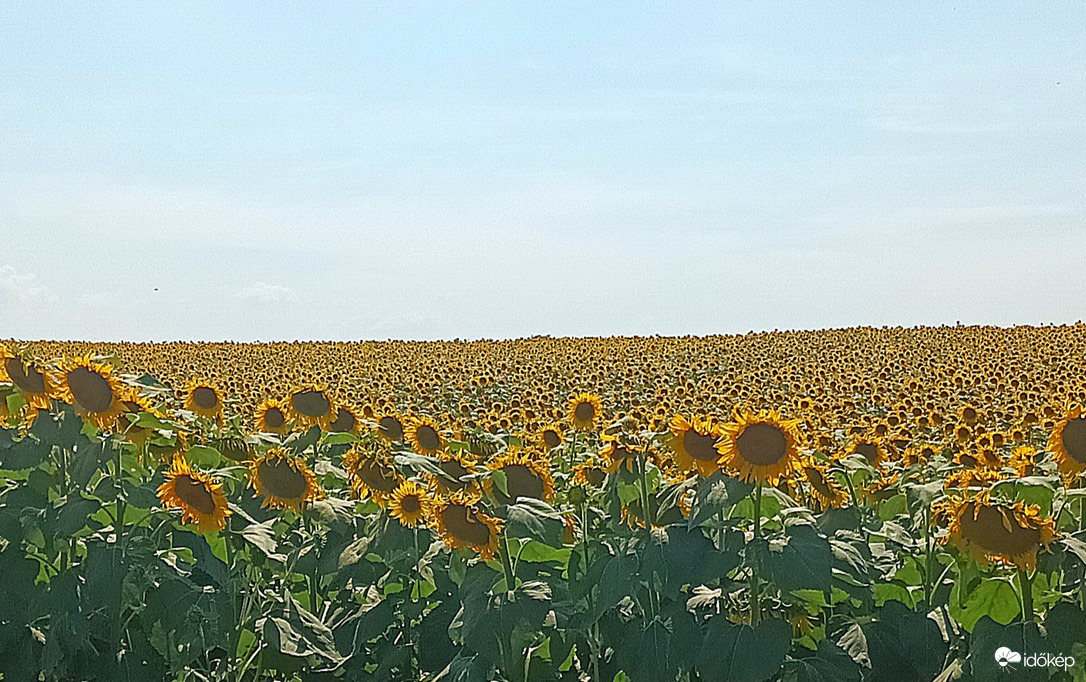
<box><xmin>0</xmin><ymin>264</ymin><xmax>56</xmax><ymax>306</ymax></box>
<box><xmin>232</xmin><ymin>282</ymin><xmax>298</xmax><ymax>306</ymax></box>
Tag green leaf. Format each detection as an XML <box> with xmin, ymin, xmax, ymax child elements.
<box><xmin>967</xmin><ymin>618</ymin><xmax>1047</xmax><ymax>682</ymax></box>
<box><xmin>240</xmin><ymin>520</ymin><xmax>286</xmax><ymax>562</ymax></box>
<box><xmin>950</xmin><ymin>578</ymin><xmax>1019</xmax><ymax>631</ymax></box>
<box><xmin>258</xmin><ymin>592</ymin><xmax>345</xmax><ymax>665</ymax></box>
<box><xmin>786</xmin><ymin>639</ymin><xmax>862</xmax><ymax>682</ymax></box>
<box><xmin>695</xmin><ymin>618</ymin><xmax>791</xmax><ymax>682</ymax></box>
<box><xmin>764</xmin><ymin>524</ymin><xmax>833</xmax><ymax>593</ymax></box>
<box><xmin>506</xmin><ymin>499</ymin><xmax>565</xmax><ymax>546</ymax></box>
<box><xmin>517</xmin><ymin>540</ymin><xmax>572</xmax><ymax>565</ymax></box>
<box><xmin>835</xmin><ymin>601</ymin><xmax>948</xmax><ymax>682</ymax></box>
<box><xmin>435</xmin><ymin>654</ymin><xmax>494</xmax><ymax>682</ymax></box>
<box><xmin>186</xmin><ymin>444</ymin><xmax>221</xmax><ymax>468</ymax></box>
<box><xmin>688</xmin><ymin>471</ymin><xmax>754</xmax><ymax>528</ymax></box>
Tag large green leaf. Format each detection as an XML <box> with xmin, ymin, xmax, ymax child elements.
<box><xmin>688</xmin><ymin>471</ymin><xmax>754</xmax><ymax>528</ymax></box>
<box><xmin>764</xmin><ymin>524</ymin><xmax>833</xmax><ymax>593</ymax></box>
<box><xmin>258</xmin><ymin>592</ymin><xmax>345</xmax><ymax>666</ymax></box>
<box><xmin>506</xmin><ymin>498</ymin><xmax>565</xmax><ymax>546</ymax></box>
<box><xmin>835</xmin><ymin>601</ymin><xmax>947</xmax><ymax>682</ymax></box>
<box><xmin>950</xmin><ymin>578</ymin><xmax>1019</xmax><ymax>631</ymax></box>
<box><xmin>695</xmin><ymin>618</ymin><xmax>791</xmax><ymax>682</ymax></box>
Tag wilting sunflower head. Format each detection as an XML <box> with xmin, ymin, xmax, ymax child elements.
<box><xmin>429</xmin><ymin>451</ymin><xmax>478</xmax><ymax>495</ymax></box>
<box><xmin>375</xmin><ymin>412</ymin><xmax>406</xmax><ymax>442</ymax></box>
<box><xmin>599</xmin><ymin>431</ymin><xmax>647</xmax><ymax>474</ymax></box>
<box><xmin>389</xmin><ymin>480</ymin><xmax>432</xmax><ymax>527</ymax></box>
<box><xmin>345</xmin><ymin>444</ymin><xmax>402</xmax><ymax>505</ymax></box>
<box><xmin>1048</xmin><ymin>404</ymin><xmax>1086</xmax><ymax>477</ymax></box>
<box><xmin>485</xmin><ymin>448</ymin><xmax>555</xmax><ymax>505</ymax></box>
<box><xmin>573</xmin><ymin>456</ymin><xmax>608</xmax><ymax>487</ymax></box>
<box><xmin>937</xmin><ymin>493</ymin><xmax>1058</xmax><ymax>571</ymax></box>
<box><xmin>799</xmin><ymin>456</ymin><xmax>846</xmax><ymax>511</ymax></box>
<box><xmin>717</xmin><ymin>408</ymin><xmax>802</xmax><ymax>484</ymax></box>
<box><xmin>0</xmin><ymin>345</ymin><xmax>57</xmax><ymax>410</ymax></box>
<box><xmin>248</xmin><ymin>448</ymin><xmax>324</xmax><ymax>512</ymax></box>
<box><xmin>255</xmin><ymin>397</ymin><xmax>291</xmax><ymax>434</ymax></box>
<box><xmin>432</xmin><ymin>490</ymin><xmax>503</xmax><ymax>561</ymax></box>
<box><xmin>59</xmin><ymin>355</ymin><xmax>124</xmax><ymax>429</ymax></box>
<box><xmin>849</xmin><ymin>436</ymin><xmax>885</xmax><ymax>469</ymax></box>
<box><xmin>407</xmin><ymin>415</ymin><xmax>446</xmax><ymax>455</ymax></box>
<box><xmin>327</xmin><ymin>402</ymin><xmax>363</xmax><ymax>435</ymax></box>
<box><xmin>157</xmin><ymin>456</ymin><xmax>232</xmax><ymax>533</ymax></box>
<box><xmin>288</xmin><ymin>385</ymin><xmax>335</xmax><ymax>430</ymax></box>
<box><xmin>669</xmin><ymin>414</ymin><xmax>725</xmax><ymax>477</ymax></box>
<box><xmin>568</xmin><ymin>393</ymin><xmax>602</xmax><ymax>431</ymax></box>
<box><xmin>185</xmin><ymin>379</ymin><xmax>225</xmax><ymax>420</ymax></box>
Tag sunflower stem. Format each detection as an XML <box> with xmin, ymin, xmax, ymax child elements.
<box><xmin>1018</xmin><ymin>567</ymin><xmax>1035</xmax><ymax>623</ymax></box>
<box><xmin>499</xmin><ymin>533</ymin><xmax>516</xmax><ymax>593</ymax></box>
<box><xmin>751</xmin><ymin>481</ymin><xmax>763</xmax><ymax>625</ymax></box>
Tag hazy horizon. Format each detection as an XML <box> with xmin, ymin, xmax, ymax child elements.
<box><xmin>3</xmin><ymin>3</ymin><xmax>1084</xmax><ymax>342</ymax></box>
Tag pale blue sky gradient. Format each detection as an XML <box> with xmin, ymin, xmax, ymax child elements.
<box><xmin>2</xmin><ymin>2</ymin><xmax>1084</xmax><ymax>340</ymax></box>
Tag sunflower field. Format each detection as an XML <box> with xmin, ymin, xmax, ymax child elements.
<box><xmin>1</xmin><ymin>327</ymin><xmax>1086</xmax><ymax>682</ymax></box>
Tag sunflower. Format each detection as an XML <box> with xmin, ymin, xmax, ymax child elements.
<box><xmin>849</xmin><ymin>436</ymin><xmax>885</xmax><ymax>469</ymax></box>
<box><xmin>599</xmin><ymin>432</ymin><xmax>646</xmax><ymax>474</ymax></box>
<box><xmin>157</xmin><ymin>457</ymin><xmax>232</xmax><ymax>533</ymax></box>
<box><xmin>347</xmin><ymin>448</ymin><xmax>402</xmax><ymax>505</ymax></box>
<box><xmin>185</xmin><ymin>379</ymin><xmax>224</xmax><ymax>420</ymax></box>
<box><xmin>936</xmin><ymin>493</ymin><xmax>1058</xmax><ymax>571</ymax></box>
<box><xmin>117</xmin><ymin>388</ymin><xmax>160</xmax><ymax>446</ymax></box>
<box><xmin>432</xmin><ymin>490</ymin><xmax>503</xmax><ymax>561</ymax></box>
<box><xmin>248</xmin><ymin>449</ymin><xmax>324</xmax><ymax>512</ymax></box>
<box><xmin>0</xmin><ymin>345</ymin><xmax>57</xmax><ymax>410</ymax></box>
<box><xmin>669</xmin><ymin>414</ymin><xmax>725</xmax><ymax>477</ymax></box>
<box><xmin>407</xmin><ymin>416</ymin><xmax>446</xmax><ymax>455</ymax></box>
<box><xmin>328</xmin><ymin>402</ymin><xmax>363</xmax><ymax>435</ymax></box>
<box><xmin>537</xmin><ymin>422</ymin><xmax>566</xmax><ymax>450</ymax></box>
<box><xmin>288</xmin><ymin>385</ymin><xmax>335</xmax><ymax>430</ymax></box>
<box><xmin>429</xmin><ymin>451</ymin><xmax>478</xmax><ymax>495</ymax></box>
<box><xmin>799</xmin><ymin>456</ymin><xmax>846</xmax><ymax>510</ymax></box>
<box><xmin>57</xmin><ymin>355</ymin><xmax>125</xmax><ymax>429</ymax></box>
<box><xmin>944</xmin><ymin>467</ymin><xmax>1001</xmax><ymax>490</ymax></box>
<box><xmin>389</xmin><ymin>480</ymin><xmax>432</xmax><ymax>527</ymax></box>
<box><xmin>1009</xmin><ymin>445</ymin><xmax>1038</xmax><ymax>477</ymax></box>
<box><xmin>485</xmin><ymin>449</ymin><xmax>555</xmax><ymax>504</ymax></box>
<box><xmin>375</xmin><ymin>412</ymin><xmax>406</xmax><ymax>442</ymax></box>
<box><xmin>255</xmin><ymin>398</ymin><xmax>290</xmax><ymax>434</ymax></box>
<box><xmin>568</xmin><ymin>393</ymin><xmax>602</xmax><ymax>431</ymax></box>
<box><xmin>716</xmin><ymin>409</ymin><xmax>802</xmax><ymax>484</ymax></box>
<box><xmin>1048</xmin><ymin>405</ymin><xmax>1086</xmax><ymax>477</ymax></box>
<box><xmin>572</xmin><ymin>456</ymin><xmax>608</xmax><ymax>487</ymax></box>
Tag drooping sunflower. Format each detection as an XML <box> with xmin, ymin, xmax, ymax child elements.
<box><xmin>936</xmin><ymin>493</ymin><xmax>1058</xmax><ymax>571</ymax></box>
<box><xmin>0</xmin><ymin>345</ymin><xmax>57</xmax><ymax>410</ymax></box>
<box><xmin>429</xmin><ymin>450</ymin><xmax>478</xmax><ymax>495</ymax></box>
<box><xmin>57</xmin><ymin>355</ymin><xmax>125</xmax><ymax>429</ymax></box>
<box><xmin>432</xmin><ymin>490</ymin><xmax>503</xmax><ymax>561</ymax></box>
<box><xmin>599</xmin><ymin>432</ymin><xmax>645</xmax><ymax>474</ymax></box>
<box><xmin>346</xmin><ymin>446</ymin><xmax>402</xmax><ymax>505</ymax></box>
<box><xmin>248</xmin><ymin>449</ymin><xmax>324</xmax><ymax>512</ymax></box>
<box><xmin>485</xmin><ymin>448</ymin><xmax>555</xmax><ymax>505</ymax></box>
<box><xmin>157</xmin><ymin>457</ymin><xmax>232</xmax><ymax>533</ymax></box>
<box><xmin>327</xmin><ymin>402</ymin><xmax>363</xmax><ymax>435</ymax></box>
<box><xmin>568</xmin><ymin>393</ymin><xmax>602</xmax><ymax>431</ymax></box>
<box><xmin>389</xmin><ymin>480</ymin><xmax>432</xmax><ymax>528</ymax></box>
<box><xmin>799</xmin><ymin>456</ymin><xmax>846</xmax><ymax>510</ymax></box>
<box><xmin>1048</xmin><ymin>404</ymin><xmax>1086</xmax><ymax>477</ymax></box>
<box><xmin>537</xmin><ymin>422</ymin><xmax>566</xmax><ymax>451</ymax></box>
<box><xmin>849</xmin><ymin>436</ymin><xmax>886</xmax><ymax>469</ymax></box>
<box><xmin>255</xmin><ymin>398</ymin><xmax>291</xmax><ymax>435</ymax></box>
<box><xmin>572</xmin><ymin>456</ymin><xmax>608</xmax><ymax>487</ymax></box>
<box><xmin>669</xmin><ymin>414</ymin><xmax>725</xmax><ymax>477</ymax></box>
<box><xmin>375</xmin><ymin>412</ymin><xmax>406</xmax><ymax>442</ymax></box>
<box><xmin>407</xmin><ymin>416</ymin><xmax>446</xmax><ymax>455</ymax></box>
<box><xmin>716</xmin><ymin>408</ymin><xmax>802</xmax><ymax>484</ymax></box>
<box><xmin>185</xmin><ymin>379</ymin><xmax>224</xmax><ymax>420</ymax></box>
<box><xmin>288</xmin><ymin>385</ymin><xmax>335</xmax><ymax>430</ymax></box>
<box><xmin>117</xmin><ymin>388</ymin><xmax>161</xmax><ymax>446</ymax></box>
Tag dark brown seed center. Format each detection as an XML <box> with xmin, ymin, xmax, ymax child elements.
<box><xmin>1061</xmin><ymin>418</ymin><xmax>1086</xmax><ymax>464</ymax></box>
<box><xmin>174</xmin><ymin>475</ymin><xmax>217</xmax><ymax>515</ymax></box>
<box><xmin>684</xmin><ymin>429</ymin><xmax>720</xmax><ymax>461</ymax></box>
<box><xmin>192</xmin><ymin>387</ymin><xmax>219</xmax><ymax>410</ymax></box>
<box><xmin>379</xmin><ymin>416</ymin><xmax>403</xmax><ymax>441</ymax></box>
<box><xmin>264</xmin><ymin>407</ymin><xmax>285</xmax><ymax>428</ymax></box>
<box><xmin>259</xmin><ymin>459</ymin><xmax>308</xmax><ymax>499</ymax></box>
<box><xmin>441</xmin><ymin>505</ymin><xmax>493</xmax><ymax>546</ymax></box>
<box><xmin>67</xmin><ymin>367</ymin><xmax>114</xmax><ymax>413</ymax></box>
<box><xmin>329</xmin><ymin>408</ymin><xmax>356</xmax><ymax>433</ymax></box>
<box><xmin>575</xmin><ymin>402</ymin><xmax>595</xmax><ymax>422</ymax></box>
<box><xmin>543</xmin><ymin>429</ymin><xmax>561</xmax><ymax>448</ymax></box>
<box><xmin>502</xmin><ymin>464</ymin><xmax>545</xmax><ymax>501</ymax></box>
<box><xmin>6</xmin><ymin>357</ymin><xmax>46</xmax><ymax>394</ymax></box>
<box><xmin>736</xmin><ymin>423</ymin><xmax>788</xmax><ymax>466</ymax></box>
<box><xmin>416</xmin><ymin>425</ymin><xmax>441</xmax><ymax>451</ymax></box>
<box><xmin>292</xmin><ymin>390</ymin><xmax>330</xmax><ymax>417</ymax></box>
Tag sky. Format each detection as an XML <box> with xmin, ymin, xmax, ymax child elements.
<box><xmin>1</xmin><ymin>2</ymin><xmax>1084</xmax><ymax>341</ymax></box>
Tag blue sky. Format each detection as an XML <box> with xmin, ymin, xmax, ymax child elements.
<box><xmin>2</xmin><ymin>2</ymin><xmax>1084</xmax><ymax>340</ymax></box>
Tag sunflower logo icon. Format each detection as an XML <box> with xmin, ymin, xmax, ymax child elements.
<box><xmin>995</xmin><ymin>647</ymin><xmax>1022</xmax><ymax>668</ymax></box>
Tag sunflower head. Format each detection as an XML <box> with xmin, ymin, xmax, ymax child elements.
<box><xmin>485</xmin><ymin>448</ymin><xmax>555</xmax><ymax>505</ymax></box>
<box><xmin>716</xmin><ymin>408</ymin><xmax>802</xmax><ymax>484</ymax></box>
<box><xmin>185</xmin><ymin>379</ymin><xmax>225</xmax><ymax>420</ymax></box>
<box><xmin>936</xmin><ymin>492</ymin><xmax>1058</xmax><ymax>571</ymax></box>
<box><xmin>288</xmin><ymin>385</ymin><xmax>335</xmax><ymax>430</ymax></box>
<box><xmin>248</xmin><ymin>449</ymin><xmax>324</xmax><ymax>512</ymax></box>
<box><xmin>568</xmin><ymin>393</ymin><xmax>602</xmax><ymax>431</ymax></box>
<box><xmin>344</xmin><ymin>443</ymin><xmax>401</xmax><ymax>505</ymax></box>
<box><xmin>389</xmin><ymin>480</ymin><xmax>432</xmax><ymax>527</ymax></box>
<box><xmin>432</xmin><ymin>489</ymin><xmax>503</xmax><ymax>561</ymax></box>
<box><xmin>537</xmin><ymin>422</ymin><xmax>565</xmax><ymax>450</ymax></box>
<box><xmin>799</xmin><ymin>456</ymin><xmax>846</xmax><ymax>511</ymax></box>
<box><xmin>599</xmin><ymin>432</ymin><xmax>646</xmax><ymax>474</ymax></box>
<box><xmin>157</xmin><ymin>457</ymin><xmax>232</xmax><ymax>533</ymax></box>
<box><xmin>0</xmin><ymin>345</ymin><xmax>57</xmax><ymax>410</ymax></box>
<box><xmin>849</xmin><ymin>436</ymin><xmax>885</xmax><ymax>469</ymax></box>
<box><xmin>58</xmin><ymin>355</ymin><xmax>125</xmax><ymax>429</ymax></box>
<box><xmin>669</xmin><ymin>414</ymin><xmax>725</xmax><ymax>477</ymax></box>
<box><xmin>407</xmin><ymin>416</ymin><xmax>446</xmax><ymax>455</ymax></box>
<box><xmin>328</xmin><ymin>402</ymin><xmax>363</xmax><ymax>435</ymax></box>
<box><xmin>255</xmin><ymin>397</ymin><xmax>291</xmax><ymax>434</ymax></box>
<box><xmin>429</xmin><ymin>451</ymin><xmax>478</xmax><ymax>495</ymax></box>
<box><xmin>1049</xmin><ymin>405</ymin><xmax>1086</xmax><ymax>477</ymax></box>
<box><xmin>572</xmin><ymin>456</ymin><xmax>608</xmax><ymax>487</ymax></box>
<box><xmin>375</xmin><ymin>412</ymin><xmax>406</xmax><ymax>442</ymax></box>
